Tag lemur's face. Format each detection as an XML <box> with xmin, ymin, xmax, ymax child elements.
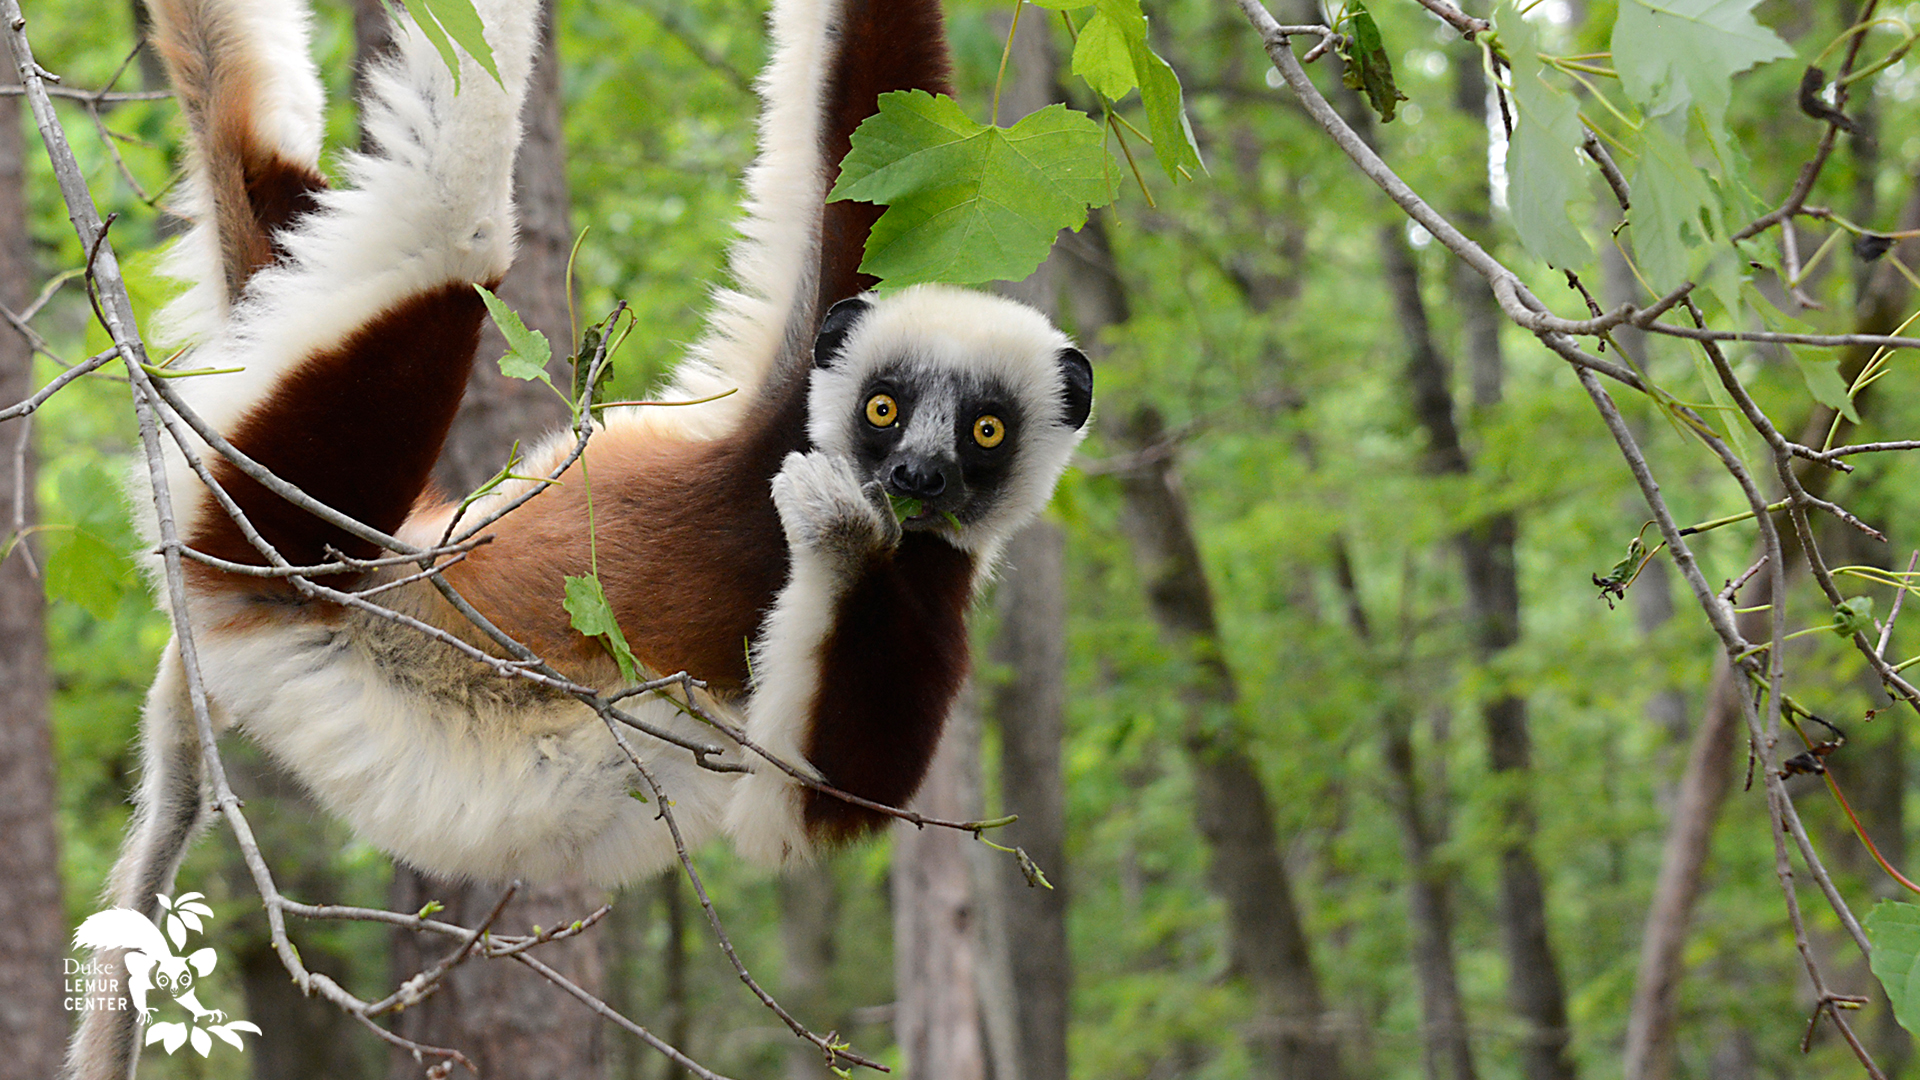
<box><xmin>846</xmin><ymin>364</ymin><xmax>1023</xmax><ymax>529</ymax></box>
<box><xmin>808</xmin><ymin>286</ymin><xmax>1093</xmax><ymax>552</ymax></box>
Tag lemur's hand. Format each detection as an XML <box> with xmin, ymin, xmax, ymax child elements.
<box><xmin>772</xmin><ymin>451</ymin><xmax>902</xmax><ymax>568</ymax></box>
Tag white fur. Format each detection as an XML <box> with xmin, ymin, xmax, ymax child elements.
<box><xmin>597</xmin><ymin>0</ymin><xmax>838</xmax><ymax>444</ymax></box>
<box><xmin>192</xmin><ymin>618</ymin><xmax>737</xmax><ymax>884</ymax></box>
<box><xmin>725</xmin><ymin>288</ymin><xmax>1089</xmax><ymax>862</ymax></box>
<box><xmin>725</xmin><ymin>451</ymin><xmax>896</xmax><ymax>864</ymax></box>
<box><xmin>120</xmin><ymin>0</ymin><xmax>1090</xmax><ymax>895</ymax></box>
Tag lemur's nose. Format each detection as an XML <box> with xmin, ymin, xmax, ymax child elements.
<box><xmin>889</xmin><ymin>462</ymin><xmax>947</xmax><ymax>500</ymax></box>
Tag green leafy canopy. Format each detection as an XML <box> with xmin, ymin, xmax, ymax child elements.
<box><xmin>831</xmin><ymin>91</ymin><xmax>1114</xmax><ymax>286</ymax></box>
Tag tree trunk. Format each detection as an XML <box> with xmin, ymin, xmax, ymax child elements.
<box><xmin>0</xmin><ymin>40</ymin><xmax>65</xmax><ymax>1080</ymax></box>
<box><xmin>1331</xmin><ymin>543</ymin><xmax>1476</xmax><ymax>1080</ymax></box>
<box><xmin>968</xmin><ymin>16</ymin><xmax>1076</xmax><ymax>1079</ymax></box>
<box><xmin>893</xmin><ymin>702</ymin><xmax>988</xmax><ymax>1080</ymax></box>
<box><xmin>983</xmin><ymin>522</ymin><xmax>1072</xmax><ymax>1080</ymax></box>
<box><xmin>1115</xmin><ymin>408</ymin><xmax>1347</xmax><ymax>1080</ymax></box>
<box><xmin>1380</xmin><ymin>222</ymin><xmax>1578</xmax><ymax>1080</ymax></box>
<box><xmin>661</xmin><ymin>873</ymin><xmax>691</xmax><ymax>1080</ymax></box>
<box><xmin>1621</xmin><ymin>658</ymin><xmax>1744</xmax><ymax>1080</ymax></box>
<box><xmin>781</xmin><ymin>862</ymin><xmax>840</xmax><ymax>1080</ymax></box>
<box><xmin>387</xmin><ymin>876</ymin><xmax>607</xmax><ymax>1079</ymax></box>
<box><xmin>1053</xmin><ymin>200</ymin><xmax>1344</xmax><ymax>1077</ymax></box>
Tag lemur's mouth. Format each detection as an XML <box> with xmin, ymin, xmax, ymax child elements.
<box><xmin>888</xmin><ymin>494</ymin><xmax>961</xmax><ymax>532</ymax></box>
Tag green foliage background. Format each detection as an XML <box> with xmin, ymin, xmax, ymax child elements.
<box><xmin>23</xmin><ymin>0</ymin><xmax>1920</xmax><ymax>1077</ymax></box>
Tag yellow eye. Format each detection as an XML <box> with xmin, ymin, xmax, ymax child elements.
<box><xmin>973</xmin><ymin>414</ymin><xmax>1005</xmax><ymax>448</ymax></box>
<box><xmin>865</xmin><ymin>393</ymin><xmax>898</xmax><ymax>428</ymax></box>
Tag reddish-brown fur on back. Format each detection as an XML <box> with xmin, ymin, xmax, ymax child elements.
<box><xmin>444</xmin><ymin>423</ymin><xmax>796</xmax><ymax>694</ymax></box>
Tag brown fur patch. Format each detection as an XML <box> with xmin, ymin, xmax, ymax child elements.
<box><xmin>801</xmin><ymin>534</ymin><xmax>974</xmax><ymax>843</ymax></box>
<box><xmin>443</xmin><ymin>419</ymin><xmax>798</xmax><ymax>694</ymax></box>
<box><xmin>186</xmin><ymin>282</ymin><xmax>489</xmax><ymax>595</ymax></box>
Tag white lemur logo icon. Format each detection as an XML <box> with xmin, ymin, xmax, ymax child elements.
<box><xmin>71</xmin><ymin>892</ymin><xmax>261</xmax><ymax>1058</ymax></box>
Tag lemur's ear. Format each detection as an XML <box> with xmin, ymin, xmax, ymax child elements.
<box><xmin>1057</xmin><ymin>347</ymin><xmax>1093</xmax><ymax>430</ymax></box>
<box><xmin>814</xmin><ymin>297</ymin><xmax>874</xmax><ymax>369</ymax></box>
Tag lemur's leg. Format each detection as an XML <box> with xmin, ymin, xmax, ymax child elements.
<box><xmin>156</xmin><ymin>0</ymin><xmax>539</xmax><ymax>593</ymax></box>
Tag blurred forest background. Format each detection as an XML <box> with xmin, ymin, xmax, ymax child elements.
<box><xmin>6</xmin><ymin>0</ymin><xmax>1920</xmax><ymax>1078</ymax></box>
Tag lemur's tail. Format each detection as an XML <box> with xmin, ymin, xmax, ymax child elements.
<box><xmin>146</xmin><ymin>0</ymin><xmax>328</xmax><ymax>334</ymax></box>
<box><xmin>64</xmin><ymin>647</ymin><xmax>204</xmax><ymax>1080</ymax></box>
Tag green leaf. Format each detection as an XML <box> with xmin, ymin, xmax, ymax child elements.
<box><xmin>1092</xmin><ymin>0</ymin><xmax>1203</xmax><ymax>181</ymax></box>
<box><xmin>396</xmin><ymin>0</ymin><xmax>502</xmax><ymax>91</ymax></box>
<box><xmin>476</xmin><ymin>285</ymin><xmax>553</xmax><ymax>383</ymax></box>
<box><xmin>1072</xmin><ymin>11</ymin><xmax>1138</xmax><ymax>101</ymax></box>
<box><xmin>564</xmin><ymin>574</ymin><xmax>639</xmax><ymax>682</ymax></box>
<box><xmin>45</xmin><ymin>528</ymin><xmax>129</xmax><ymax>619</ymax></box>
<box><xmin>1629</xmin><ymin>115</ymin><xmax>1720</xmax><ymax>292</ymax></box>
<box><xmin>831</xmin><ymin>91</ymin><xmax>1114</xmax><ymax>286</ymax></box>
<box><xmin>1795</xmin><ymin>354</ymin><xmax>1860</xmax><ymax>422</ymax></box>
<box><xmin>1611</xmin><ymin>0</ymin><xmax>1792</xmax><ymax>132</ymax></box>
<box><xmin>1833</xmin><ymin>595</ymin><xmax>1875</xmax><ymax>639</ymax></box>
<box><xmin>1868</xmin><ymin>900</ymin><xmax>1920</xmax><ymax>1036</ymax></box>
<box><xmin>1028</xmin><ymin>0</ymin><xmax>1093</xmax><ymax>8</ymax></box>
<box><xmin>1499</xmin><ymin>9</ymin><xmax>1590</xmax><ymax>267</ymax></box>
<box><xmin>1337</xmin><ymin>4</ymin><xmax>1409</xmax><ymax>123</ymax></box>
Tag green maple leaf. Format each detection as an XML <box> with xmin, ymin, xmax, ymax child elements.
<box><xmin>1090</xmin><ymin>0</ymin><xmax>1203</xmax><ymax>181</ymax></box>
<box><xmin>1612</xmin><ymin>0</ymin><xmax>1792</xmax><ymax>131</ymax></box>
<box><xmin>1499</xmin><ymin>10</ymin><xmax>1590</xmax><ymax>268</ymax></box>
<box><xmin>830</xmin><ymin>91</ymin><xmax>1114</xmax><ymax>285</ymax></box>
<box><xmin>1071</xmin><ymin>10</ymin><xmax>1137</xmax><ymax>102</ymax></box>
<box><xmin>477</xmin><ymin>285</ymin><xmax>555</xmax><ymax>386</ymax></box>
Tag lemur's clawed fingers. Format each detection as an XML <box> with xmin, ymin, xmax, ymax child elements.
<box><xmin>772</xmin><ymin>451</ymin><xmax>898</xmax><ymax>563</ymax></box>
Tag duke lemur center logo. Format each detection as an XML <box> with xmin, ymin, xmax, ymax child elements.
<box><xmin>67</xmin><ymin>892</ymin><xmax>262</xmax><ymax>1058</ymax></box>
